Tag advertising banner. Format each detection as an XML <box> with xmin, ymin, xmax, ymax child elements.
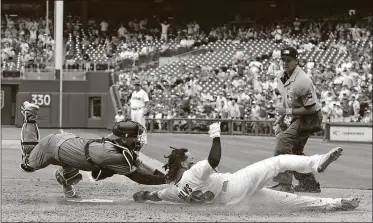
<box><xmin>329</xmin><ymin>125</ymin><xmax>372</xmax><ymax>142</ymax></box>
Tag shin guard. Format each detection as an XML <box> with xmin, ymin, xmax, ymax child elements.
<box><xmin>20</xmin><ymin>122</ymin><xmax>40</xmax><ymax>155</ymax></box>
<box><xmin>55</xmin><ymin>167</ymin><xmax>83</xmax><ymax>186</ymax></box>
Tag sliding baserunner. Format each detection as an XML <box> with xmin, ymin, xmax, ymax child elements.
<box><xmin>133</xmin><ymin>122</ymin><xmax>359</xmax><ymax>211</ymax></box>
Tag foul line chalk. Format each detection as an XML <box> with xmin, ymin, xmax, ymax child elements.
<box><xmin>66</xmin><ymin>198</ymin><xmax>114</xmax><ymax>203</ymax></box>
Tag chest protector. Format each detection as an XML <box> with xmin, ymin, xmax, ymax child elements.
<box><xmin>88</xmin><ymin>121</ymin><xmax>147</xmax><ymax>181</ymax></box>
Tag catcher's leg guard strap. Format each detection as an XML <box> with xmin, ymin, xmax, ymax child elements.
<box><xmin>56</xmin><ymin>168</ymin><xmax>83</xmax><ymax>186</ymax></box>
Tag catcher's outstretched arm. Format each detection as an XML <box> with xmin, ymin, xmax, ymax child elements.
<box><xmin>135</xmin><ymin>158</ymin><xmax>164</xmax><ymax>176</ymax></box>
<box><xmin>125</xmin><ymin>168</ymin><xmax>166</xmax><ymax>185</ymax></box>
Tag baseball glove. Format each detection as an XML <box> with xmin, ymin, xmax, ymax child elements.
<box><xmin>133</xmin><ymin>191</ymin><xmax>149</xmax><ymax>203</ymax></box>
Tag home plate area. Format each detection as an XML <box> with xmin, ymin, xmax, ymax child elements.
<box><xmin>1</xmin><ymin>130</ymin><xmax>372</xmax><ymax>222</ymax></box>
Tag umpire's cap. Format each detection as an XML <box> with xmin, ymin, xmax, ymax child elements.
<box><xmin>281</xmin><ymin>47</ymin><xmax>298</xmax><ymax>59</ymax></box>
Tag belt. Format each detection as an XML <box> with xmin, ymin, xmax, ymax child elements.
<box><xmin>131</xmin><ymin>107</ymin><xmax>143</xmax><ymax>110</ymax></box>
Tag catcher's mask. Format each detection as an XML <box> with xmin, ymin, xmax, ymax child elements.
<box><xmin>112</xmin><ymin>120</ymin><xmax>147</xmax><ymax>152</ymax></box>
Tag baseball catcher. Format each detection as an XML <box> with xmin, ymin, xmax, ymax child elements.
<box><xmin>132</xmin><ymin>122</ymin><xmax>359</xmax><ymax>211</ymax></box>
<box><xmin>20</xmin><ymin>101</ymin><xmax>166</xmax><ymax>198</ymax></box>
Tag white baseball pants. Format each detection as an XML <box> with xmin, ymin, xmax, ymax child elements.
<box><xmin>130</xmin><ymin>108</ymin><xmax>145</xmax><ymax>127</ymax></box>
<box><xmin>161</xmin><ymin>33</ymin><xmax>167</xmax><ymax>41</ymax></box>
<box><xmin>222</xmin><ymin>154</ymin><xmax>341</xmax><ymax>210</ymax></box>
<box><xmin>130</xmin><ymin>108</ymin><xmax>147</xmax><ymax>142</ymax></box>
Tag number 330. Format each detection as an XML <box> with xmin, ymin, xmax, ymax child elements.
<box><xmin>31</xmin><ymin>94</ymin><xmax>51</xmax><ymax>106</ymax></box>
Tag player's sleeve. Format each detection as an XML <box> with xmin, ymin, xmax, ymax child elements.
<box><xmin>189</xmin><ymin>160</ymin><xmax>216</xmax><ymax>180</ymax></box>
<box><xmin>297</xmin><ymin>78</ymin><xmax>317</xmax><ymax>108</ymax></box>
<box><xmin>157</xmin><ymin>186</ymin><xmax>182</xmax><ymax>202</ymax></box>
<box><xmin>143</xmin><ymin>91</ymin><xmax>149</xmax><ymax>103</ymax></box>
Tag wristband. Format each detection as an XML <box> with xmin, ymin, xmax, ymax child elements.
<box><xmin>286</xmin><ymin>108</ymin><xmax>293</xmax><ymax>115</ymax></box>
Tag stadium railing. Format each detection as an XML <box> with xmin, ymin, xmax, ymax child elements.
<box><xmin>117</xmin><ymin>51</ymin><xmax>160</xmax><ymax>70</ymax></box>
<box><xmin>159</xmin><ymin>46</ymin><xmax>199</xmax><ymax>57</ymax></box>
<box><xmin>144</xmin><ymin>118</ymin><xmax>326</xmax><ymax>139</ymax></box>
<box><xmin>1</xmin><ymin>70</ymin><xmax>21</xmax><ymax>78</ymax></box>
<box><xmin>159</xmin><ymin>47</ymin><xmax>208</xmax><ymax>66</ymax></box>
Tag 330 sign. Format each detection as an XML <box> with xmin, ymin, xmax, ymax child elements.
<box><xmin>31</xmin><ymin>94</ymin><xmax>51</xmax><ymax>106</ymax></box>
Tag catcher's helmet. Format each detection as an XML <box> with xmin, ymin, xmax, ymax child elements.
<box><xmin>112</xmin><ymin>120</ymin><xmax>147</xmax><ymax>152</ymax></box>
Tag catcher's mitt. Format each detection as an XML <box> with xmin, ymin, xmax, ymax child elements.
<box><xmin>133</xmin><ymin>191</ymin><xmax>149</xmax><ymax>203</ymax></box>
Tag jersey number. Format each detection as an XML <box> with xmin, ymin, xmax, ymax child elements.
<box><xmin>31</xmin><ymin>94</ymin><xmax>51</xmax><ymax>106</ymax></box>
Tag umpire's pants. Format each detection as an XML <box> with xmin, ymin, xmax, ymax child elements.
<box><xmin>273</xmin><ymin>113</ymin><xmax>321</xmax><ymax>186</ymax></box>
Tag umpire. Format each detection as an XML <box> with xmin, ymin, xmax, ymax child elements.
<box><xmin>270</xmin><ymin>47</ymin><xmax>323</xmax><ymax>193</ymax></box>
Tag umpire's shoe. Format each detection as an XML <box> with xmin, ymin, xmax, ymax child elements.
<box><xmin>268</xmin><ymin>183</ymin><xmax>295</xmax><ymax>193</ymax></box>
<box><xmin>294</xmin><ymin>182</ymin><xmax>321</xmax><ymax>193</ymax></box>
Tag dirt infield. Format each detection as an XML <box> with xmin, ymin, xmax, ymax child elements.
<box><xmin>2</xmin><ymin>178</ymin><xmax>371</xmax><ymax>222</ymax></box>
<box><xmin>1</xmin><ymin>128</ymin><xmax>372</xmax><ymax>222</ymax></box>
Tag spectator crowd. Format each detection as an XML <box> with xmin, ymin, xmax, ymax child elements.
<box><xmin>1</xmin><ymin>14</ymin><xmax>55</xmax><ymax>73</ymax></box>
<box><xmin>114</xmin><ymin>14</ymin><xmax>372</xmax><ymax>133</ymax></box>
<box><xmin>1</xmin><ymin>10</ymin><xmax>372</xmax><ymax>134</ymax></box>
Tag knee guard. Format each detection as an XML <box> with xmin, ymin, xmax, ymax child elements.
<box><xmin>55</xmin><ymin>168</ymin><xmax>83</xmax><ymax>186</ymax></box>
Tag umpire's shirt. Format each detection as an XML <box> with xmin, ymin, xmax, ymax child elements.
<box><xmin>276</xmin><ymin>65</ymin><xmax>321</xmax><ymax>116</ymax></box>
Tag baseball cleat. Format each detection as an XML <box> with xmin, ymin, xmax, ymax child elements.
<box><xmin>336</xmin><ymin>198</ymin><xmax>360</xmax><ymax>211</ymax></box>
<box><xmin>21</xmin><ymin>101</ymin><xmax>40</xmax><ymax>114</ymax></box>
<box><xmin>316</xmin><ymin>147</ymin><xmax>343</xmax><ymax>173</ymax></box>
<box><xmin>21</xmin><ymin>101</ymin><xmax>40</xmax><ymax>122</ymax></box>
<box><xmin>63</xmin><ymin>185</ymin><xmax>78</xmax><ymax>198</ymax></box>
<box><xmin>55</xmin><ymin>169</ymin><xmax>79</xmax><ymax>198</ymax></box>
<box><xmin>332</xmin><ymin>198</ymin><xmax>360</xmax><ymax>211</ymax></box>
<box><xmin>20</xmin><ymin>163</ymin><xmax>35</xmax><ymax>173</ymax></box>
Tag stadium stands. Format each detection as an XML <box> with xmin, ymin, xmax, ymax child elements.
<box><xmin>1</xmin><ymin>11</ymin><xmax>371</xmax><ymax>128</ymax></box>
